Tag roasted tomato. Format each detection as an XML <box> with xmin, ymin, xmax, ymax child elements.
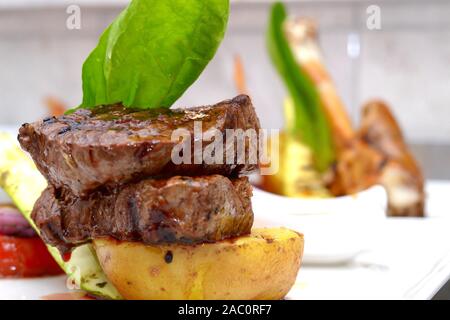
<box><xmin>0</xmin><ymin>235</ymin><xmax>63</xmax><ymax>278</ymax></box>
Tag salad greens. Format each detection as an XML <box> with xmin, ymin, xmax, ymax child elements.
<box><xmin>81</xmin><ymin>0</ymin><xmax>229</xmax><ymax>109</ymax></box>
<box><xmin>267</xmin><ymin>2</ymin><xmax>334</xmax><ymax>172</ymax></box>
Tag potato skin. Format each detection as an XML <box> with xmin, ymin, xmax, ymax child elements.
<box><xmin>94</xmin><ymin>228</ymin><xmax>304</xmax><ymax>300</ymax></box>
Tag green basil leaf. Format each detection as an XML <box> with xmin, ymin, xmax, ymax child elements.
<box><xmin>267</xmin><ymin>2</ymin><xmax>334</xmax><ymax>172</ymax></box>
<box><xmin>81</xmin><ymin>0</ymin><xmax>230</xmax><ymax>109</ymax></box>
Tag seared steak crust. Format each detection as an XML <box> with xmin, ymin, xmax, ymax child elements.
<box><xmin>32</xmin><ymin>175</ymin><xmax>253</xmax><ymax>254</ymax></box>
<box><xmin>19</xmin><ymin>95</ymin><xmax>260</xmax><ymax>197</ymax></box>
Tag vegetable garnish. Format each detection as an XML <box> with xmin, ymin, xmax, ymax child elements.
<box><xmin>0</xmin><ymin>235</ymin><xmax>63</xmax><ymax>278</ymax></box>
<box><xmin>0</xmin><ymin>133</ymin><xmax>121</xmax><ymax>299</ymax></box>
<box><xmin>81</xmin><ymin>0</ymin><xmax>230</xmax><ymax>109</ymax></box>
<box><xmin>0</xmin><ymin>204</ymin><xmax>36</xmax><ymax>238</ymax></box>
<box><xmin>267</xmin><ymin>2</ymin><xmax>334</xmax><ymax>172</ymax></box>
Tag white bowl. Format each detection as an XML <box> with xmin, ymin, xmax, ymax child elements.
<box><xmin>252</xmin><ymin>185</ymin><xmax>388</xmax><ymax>265</ymax></box>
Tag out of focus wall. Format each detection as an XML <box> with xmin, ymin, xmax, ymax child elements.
<box><xmin>0</xmin><ymin>0</ymin><xmax>449</xmax><ymax>144</ymax></box>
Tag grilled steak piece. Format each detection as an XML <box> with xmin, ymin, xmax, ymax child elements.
<box><xmin>19</xmin><ymin>95</ymin><xmax>260</xmax><ymax>197</ymax></box>
<box><xmin>32</xmin><ymin>175</ymin><xmax>254</xmax><ymax>254</ymax></box>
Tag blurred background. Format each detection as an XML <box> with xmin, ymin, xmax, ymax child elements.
<box><xmin>0</xmin><ymin>0</ymin><xmax>449</xmax><ymax>179</ymax></box>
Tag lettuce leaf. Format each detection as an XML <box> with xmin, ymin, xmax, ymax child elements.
<box><xmin>81</xmin><ymin>0</ymin><xmax>229</xmax><ymax>109</ymax></box>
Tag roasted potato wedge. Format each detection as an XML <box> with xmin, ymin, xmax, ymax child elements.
<box><xmin>94</xmin><ymin>228</ymin><xmax>304</xmax><ymax>300</ymax></box>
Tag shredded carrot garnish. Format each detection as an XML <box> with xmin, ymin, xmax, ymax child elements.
<box><xmin>233</xmin><ymin>54</ymin><xmax>249</xmax><ymax>95</ymax></box>
<box><xmin>44</xmin><ymin>96</ymin><xmax>66</xmax><ymax>117</ymax></box>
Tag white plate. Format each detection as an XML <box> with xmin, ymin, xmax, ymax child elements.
<box><xmin>0</xmin><ymin>276</ymin><xmax>70</xmax><ymax>300</ymax></box>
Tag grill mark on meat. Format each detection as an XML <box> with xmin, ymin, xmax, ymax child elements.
<box><xmin>88</xmin><ymin>148</ymin><xmax>97</xmax><ymax>168</ymax></box>
<box><xmin>43</xmin><ymin>117</ymin><xmax>56</xmax><ymax>124</ymax></box>
<box><xmin>127</xmin><ymin>197</ymin><xmax>140</xmax><ymax>238</ymax></box>
<box><xmin>156</xmin><ymin>226</ymin><xmax>177</xmax><ymax>243</ymax></box>
<box><xmin>58</xmin><ymin>127</ymin><xmax>71</xmax><ymax>135</ymax></box>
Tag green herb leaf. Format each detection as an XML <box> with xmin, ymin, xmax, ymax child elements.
<box><xmin>267</xmin><ymin>2</ymin><xmax>334</xmax><ymax>172</ymax></box>
<box><xmin>81</xmin><ymin>0</ymin><xmax>230</xmax><ymax>109</ymax></box>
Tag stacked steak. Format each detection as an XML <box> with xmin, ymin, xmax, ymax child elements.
<box><xmin>18</xmin><ymin>95</ymin><xmax>260</xmax><ymax>254</ymax></box>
